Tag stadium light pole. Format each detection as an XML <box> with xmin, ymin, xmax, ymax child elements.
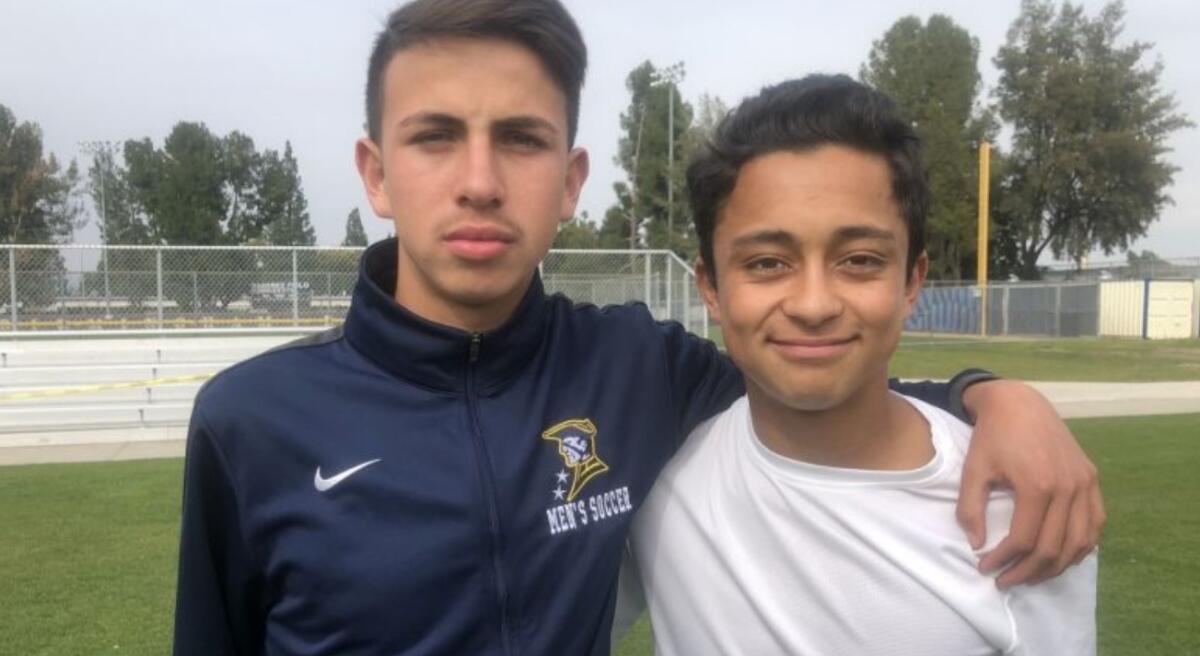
<box><xmin>650</xmin><ymin>62</ymin><xmax>685</xmax><ymax>253</ymax></box>
<box><xmin>977</xmin><ymin>141</ymin><xmax>991</xmax><ymax>337</ymax></box>
<box><xmin>79</xmin><ymin>140</ymin><xmax>117</xmax><ymax>319</ymax></box>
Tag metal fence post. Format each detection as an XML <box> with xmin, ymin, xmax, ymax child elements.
<box><xmin>156</xmin><ymin>248</ymin><xmax>164</xmax><ymax>330</ymax></box>
<box><xmin>7</xmin><ymin>247</ymin><xmax>17</xmax><ymax>331</ymax></box>
<box><xmin>666</xmin><ymin>255</ymin><xmax>674</xmax><ymax>322</ymax></box>
<box><xmin>291</xmin><ymin>249</ymin><xmax>300</xmax><ymax>325</ymax></box>
<box><xmin>683</xmin><ymin>267</ymin><xmax>691</xmax><ymax>332</ymax></box>
<box><xmin>1054</xmin><ymin>284</ymin><xmax>1063</xmax><ymax>337</ymax></box>
<box><xmin>1002</xmin><ymin>286</ymin><xmax>1011</xmax><ymax>336</ymax></box>
<box><xmin>644</xmin><ymin>253</ymin><xmax>651</xmax><ymax>305</ymax></box>
<box><xmin>102</xmin><ymin>246</ymin><xmax>112</xmax><ymax>319</ymax></box>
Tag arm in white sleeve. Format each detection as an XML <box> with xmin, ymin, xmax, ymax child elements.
<box><xmin>1006</xmin><ymin>552</ymin><xmax>1098</xmax><ymax>655</ymax></box>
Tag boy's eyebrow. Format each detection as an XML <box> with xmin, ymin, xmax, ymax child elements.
<box><xmin>493</xmin><ymin>115</ymin><xmax>559</xmax><ymax>136</ymax></box>
<box><xmin>394</xmin><ymin>113</ymin><xmax>559</xmax><ymax>137</ymax></box>
<box><xmin>395</xmin><ymin>112</ymin><xmax>465</xmax><ymax>131</ymax></box>
<box><xmin>727</xmin><ymin>225</ymin><xmax>898</xmax><ymax>253</ymax></box>
<box><xmin>831</xmin><ymin>225</ymin><xmax>898</xmax><ymax>244</ymax></box>
<box><xmin>729</xmin><ymin>229</ymin><xmax>796</xmax><ymax>252</ymax></box>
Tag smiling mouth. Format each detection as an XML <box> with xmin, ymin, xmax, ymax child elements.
<box><xmin>768</xmin><ymin>336</ymin><xmax>857</xmax><ymax>361</ymax></box>
<box><xmin>444</xmin><ymin>225</ymin><xmax>516</xmax><ymax>261</ymax></box>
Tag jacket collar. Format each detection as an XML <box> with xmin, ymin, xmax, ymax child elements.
<box><xmin>343</xmin><ymin>239</ymin><xmax>548</xmax><ymax>393</ymax></box>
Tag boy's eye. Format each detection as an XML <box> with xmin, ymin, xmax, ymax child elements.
<box><xmin>410</xmin><ymin>130</ymin><xmax>453</xmax><ymax>145</ymax></box>
<box><xmin>745</xmin><ymin>257</ymin><xmax>788</xmax><ymax>274</ymax></box>
<box><xmin>503</xmin><ymin>131</ymin><xmax>547</xmax><ymax>149</ymax></box>
<box><xmin>840</xmin><ymin>254</ymin><xmax>886</xmax><ymax>270</ymax></box>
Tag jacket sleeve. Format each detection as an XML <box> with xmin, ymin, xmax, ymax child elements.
<box><xmin>658</xmin><ymin>320</ymin><xmax>745</xmax><ymax>448</ymax></box>
<box><xmin>173</xmin><ymin>404</ymin><xmax>266</xmax><ymax>656</ymax></box>
<box><xmin>890</xmin><ymin>369</ymin><xmax>1000</xmax><ymax>424</ymax></box>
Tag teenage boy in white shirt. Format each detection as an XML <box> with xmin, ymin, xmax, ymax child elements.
<box><xmin>626</xmin><ymin>75</ymin><xmax>1097</xmax><ymax>655</ymax></box>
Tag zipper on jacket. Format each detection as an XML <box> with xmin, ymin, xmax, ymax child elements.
<box><xmin>465</xmin><ymin>332</ymin><xmax>513</xmax><ymax>654</ymax></box>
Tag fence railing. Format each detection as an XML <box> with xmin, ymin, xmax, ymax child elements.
<box><xmin>5</xmin><ymin>244</ymin><xmax>1195</xmax><ymax>339</ymax></box>
<box><xmin>911</xmin><ymin>279</ymin><xmax>1199</xmax><ymax>339</ymax></box>
<box><xmin>0</xmin><ymin>244</ymin><xmax>707</xmax><ymax>337</ymax></box>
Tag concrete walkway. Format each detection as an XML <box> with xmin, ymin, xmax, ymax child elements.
<box><xmin>1029</xmin><ymin>381</ymin><xmax>1200</xmax><ymax>419</ymax></box>
<box><xmin>1</xmin><ymin>381</ymin><xmax>1197</xmax><ymax>467</ymax></box>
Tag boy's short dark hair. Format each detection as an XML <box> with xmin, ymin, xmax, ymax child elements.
<box><xmin>366</xmin><ymin>0</ymin><xmax>587</xmax><ymax>146</ymax></box>
<box><xmin>687</xmin><ymin>74</ymin><xmax>929</xmax><ymax>282</ymax></box>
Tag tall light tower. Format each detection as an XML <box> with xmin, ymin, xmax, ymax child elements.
<box><xmin>651</xmin><ymin>62</ymin><xmax>685</xmax><ymax>252</ymax></box>
<box><xmin>79</xmin><ymin>140</ymin><xmax>116</xmax><ymax>318</ymax></box>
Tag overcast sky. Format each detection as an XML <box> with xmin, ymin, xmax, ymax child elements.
<box><xmin>2</xmin><ymin>0</ymin><xmax>1196</xmax><ymax>262</ymax></box>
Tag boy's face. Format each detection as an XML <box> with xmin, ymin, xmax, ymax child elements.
<box><xmin>356</xmin><ymin>37</ymin><xmax>589</xmax><ymax>328</ymax></box>
<box><xmin>697</xmin><ymin>145</ymin><xmax>927</xmax><ymax>411</ymax></box>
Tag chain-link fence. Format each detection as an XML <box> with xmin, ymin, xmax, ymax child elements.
<box><xmin>910</xmin><ymin>281</ymin><xmax>1105</xmax><ymax>337</ymax></box>
<box><xmin>0</xmin><ymin>244</ymin><xmax>707</xmax><ymax>336</ymax></box>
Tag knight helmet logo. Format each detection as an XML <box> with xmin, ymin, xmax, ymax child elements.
<box><xmin>541</xmin><ymin>418</ymin><xmax>609</xmax><ymax>501</ymax></box>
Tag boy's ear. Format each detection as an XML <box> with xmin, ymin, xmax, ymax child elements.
<box><xmin>694</xmin><ymin>258</ymin><xmax>722</xmax><ymax>326</ymax></box>
<box><xmin>355</xmin><ymin>137</ymin><xmax>393</xmax><ymax>219</ymax></box>
<box><xmin>559</xmin><ymin>147</ymin><xmax>590</xmax><ymax>222</ymax></box>
<box><xmin>904</xmin><ymin>251</ymin><xmax>929</xmax><ymax>313</ymax></box>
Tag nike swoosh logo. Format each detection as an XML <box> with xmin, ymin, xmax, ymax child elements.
<box><xmin>314</xmin><ymin>459</ymin><xmax>381</xmax><ymax>492</ymax></box>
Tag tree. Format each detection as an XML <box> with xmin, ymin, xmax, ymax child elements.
<box><xmin>552</xmin><ymin>212</ymin><xmax>599</xmax><ymax>249</ymax></box>
<box><xmin>598</xmin><ymin>184</ymin><xmax>636</xmax><ymax>249</ymax></box>
<box><xmin>85</xmin><ymin>142</ymin><xmax>155</xmax><ymax>306</ymax></box>
<box><xmin>992</xmin><ymin>0</ymin><xmax>1191</xmax><ymax>279</ymax></box>
<box><xmin>682</xmin><ymin>93</ymin><xmax>729</xmax><ymax>161</ymax></box>
<box><xmin>0</xmin><ymin>104</ymin><xmax>81</xmax><ymax>244</ymax></box>
<box><xmin>342</xmin><ymin>207</ymin><xmax>368</xmax><ymax>247</ymax></box>
<box><xmin>0</xmin><ymin>104</ymin><xmax>80</xmax><ymax>310</ymax></box>
<box><xmin>606</xmin><ymin>61</ymin><xmax>695</xmax><ymax>256</ymax></box>
<box><xmin>258</xmin><ymin>142</ymin><xmax>315</xmax><ymax>247</ymax></box>
<box><xmin>85</xmin><ymin>142</ymin><xmax>147</xmax><ymax>245</ymax></box>
<box><xmin>1125</xmin><ymin>248</ymin><xmax>1168</xmax><ymax>278</ymax></box>
<box><xmin>221</xmin><ymin>131</ymin><xmax>263</xmax><ymax>244</ymax></box>
<box><xmin>862</xmin><ymin>15</ymin><xmax>996</xmax><ymax>280</ymax></box>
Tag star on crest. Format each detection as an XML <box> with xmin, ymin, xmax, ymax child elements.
<box><xmin>556</xmin><ymin>469</ymin><xmax>569</xmax><ymax>484</ymax></box>
<box><xmin>552</xmin><ymin>487</ymin><xmax>566</xmax><ymax>501</ymax></box>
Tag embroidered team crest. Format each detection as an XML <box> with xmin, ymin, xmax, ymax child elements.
<box><xmin>541</xmin><ymin>418</ymin><xmax>609</xmax><ymax>501</ymax></box>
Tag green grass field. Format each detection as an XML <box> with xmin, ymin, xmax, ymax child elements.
<box><xmin>890</xmin><ymin>336</ymin><xmax>1200</xmax><ymax>382</ymax></box>
<box><xmin>1</xmin><ymin>414</ymin><xmax>1196</xmax><ymax>654</ymax></box>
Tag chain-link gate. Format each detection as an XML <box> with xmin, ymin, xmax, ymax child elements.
<box><xmin>1</xmin><ymin>244</ymin><xmax>707</xmax><ymax>336</ymax></box>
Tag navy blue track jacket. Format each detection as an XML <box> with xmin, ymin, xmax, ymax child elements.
<box><xmin>174</xmin><ymin>239</ymin><xmax>956</xmax><ymax>655</ymax></box>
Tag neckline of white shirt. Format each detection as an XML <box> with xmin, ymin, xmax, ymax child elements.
<box><xmin>739</xmin><ymin>393</ymin><xmax>954</xmax><ymax>488</ymax></box>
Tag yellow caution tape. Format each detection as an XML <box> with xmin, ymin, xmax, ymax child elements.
<box><xmin>0</xmin><ymin>373</ymin><xmax>214</xmax><ymax>402</ymax></box>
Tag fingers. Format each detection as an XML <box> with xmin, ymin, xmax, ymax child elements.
<box><xmin>1051</xmin><ymin>463</ymin><xmax>1105</xmax><ymax>572</ymax></box>
<box><xmin>1075</xmin><ymin>468</ymin><xmax>1107</xmax><ymax>566</ymax></box>
<box><xmin>1045</xmin><ymin>489</ymin><xmax>1091</xmax><ymax>580</ymax></box>
<box><xmin>994</xmin><ymin>489</ymin><xmax>1070</xmax><ymax>588</ymax></box>
<box><xmin>977</xmin><ymin>478</ymin><xmax>1052</xmax><ymax>576</ymax></box>
<box><xmin>956</xmin><ymin>460</ymin><xmax>993</xmax><ymax>550</ymax></box>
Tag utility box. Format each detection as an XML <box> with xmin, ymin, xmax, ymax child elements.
<box><xmin>1145</xmin><ymin>280</ymin><xmax>1195</xmax><ymax>340</ymax></box>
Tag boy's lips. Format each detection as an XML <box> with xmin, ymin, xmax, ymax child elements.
<box><xmin>767</xmin><ymin>336</ymin><xmax>857</xmax><ymax>361</ymax></box>
<box><xmin>444</xmin><ymin>225</ymin><xmax>515</xmax><ymax>260</ymax></box>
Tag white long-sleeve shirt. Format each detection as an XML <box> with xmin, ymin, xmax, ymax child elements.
<box><xmin>625</xmin><ymin>394</ymin><xmax>1096</xmax><ymax>655</ymax></box>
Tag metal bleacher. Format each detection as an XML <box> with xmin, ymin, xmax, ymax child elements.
<box><xmin>0</xmin><ymin>333</ymin><xmax>305</xmax><ymax>451</ymax></box>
